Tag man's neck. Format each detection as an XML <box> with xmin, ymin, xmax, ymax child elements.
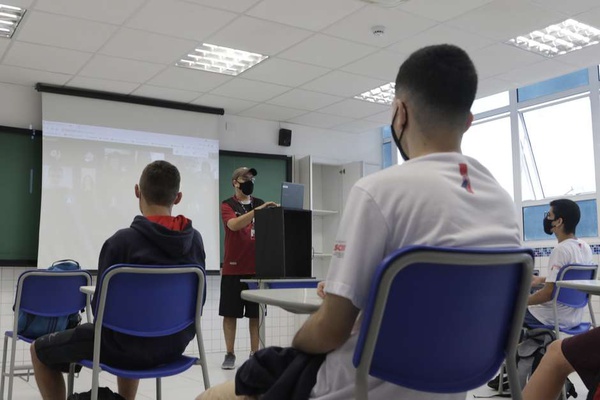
<box><xmin>142</xmin><ymin>204</ymin><xmax>172</xmax><ymax>217</ymax></box>
<box><xmin>235</xmin><ymin>191</ymin><xmax>250</xmax><ymax>202</ymax></box>
<box><xmin>556</xmin><ymin>232</ymin><xmax>575</xmax><ymax>243</ymax></box>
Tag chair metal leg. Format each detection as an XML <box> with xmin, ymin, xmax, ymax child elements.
<box><xmin>505</xmin><ymin>354</ymin><xmax>522</xmax><ymax>400</ymax></box>
<box><xmin>0</xmin><ymin>335</ymin><xmax>9</xmax><ymax>400</ymax></box>
<box><xmin>6</xmin><ymin>336</ymin><xmax>18</xmax><ymax>400</ymax></box>
<box><xmin>91</xmin><ymin>365</ymin><xmax>100</xmax><ymax>400</ymax></box>
<box><xmin>156</xmin><ymin>377</ymin><xmax>161</xmax><ymax>400</ymax></box>
<box><xmin>196</xmin><ymin>330</ymin><xmax>210</xmax><ymax>389</ymax></box>
<box><xmin>497</xmin><ymin>363</ymin><xmax>506</xmax><ymax>396</ymax></box>
<box><xmin>67</xmin><ymin>364</ymin><xmax>76</xmax><ymax>396</ymax></box>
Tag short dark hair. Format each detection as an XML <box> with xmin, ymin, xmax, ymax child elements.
<box><xmin>139</xmin><ymin>160</ymin><xmax>180</xmax><ymax>206</ymax></box>
<box><xmin>550</xmin><ymin>199</ymin><xmax>581</xmax><ymax>235</ymax></box>
<box><xmin>395</xmin><ymin>44</ymin><xmax>478</xmax><ymax>131</ymax></box>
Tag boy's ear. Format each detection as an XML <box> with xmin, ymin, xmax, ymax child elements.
<box><xmin>134</xmin><ymin>184</ymin><xmax>140</xmax><ymax>199</ymax></box>
<box><xmin>174</xmin><ymin>192</ymin><xmax>182</xmax><ymax>205</ymax></box>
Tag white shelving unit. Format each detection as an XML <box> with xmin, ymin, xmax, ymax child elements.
<box><xmin>298</xmin><ymin>156</ymin><xmax>377</xmax><ymax>280</ymax></box>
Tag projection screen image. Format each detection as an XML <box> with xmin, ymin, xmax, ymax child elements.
<box><xmin>39</xmin><ymin>120</ymin><xmax>220</xmax><ymax>270</ymax></box>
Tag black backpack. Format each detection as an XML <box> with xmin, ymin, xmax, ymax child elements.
<box><xmin>517</xmin><ymin>328</ymin><xmax>577</xmax><ymax>399</ymax></box>
<box><xmin>488</xmin><ymin>328</ymin><xmax>577</xmax><ymax>399</ymax></box>
<box><xmin>67</xmin><ymin>387</ymin><xmax>125</xmax><ymax>400</ymax></box>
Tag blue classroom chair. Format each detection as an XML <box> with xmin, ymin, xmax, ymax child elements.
<box><xmin>67</xmin><ymin>264</ymin><xmax>209</xmax><ymax>400</ymax></box>
<box><xmin>527</xmin><ymin>264</ymin><xmax>598</xmax><ymax>337</ymax></box>
<box><xmin>1</xmin><ymin>269</ymin><xmax>92</xmax><ymax>400</ymax></box>
<box><xmin>353</xmin><ymin>246</ymin><xmax>534</xmax><ymax>400</ymax></box>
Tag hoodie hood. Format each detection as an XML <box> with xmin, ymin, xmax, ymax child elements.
<box><xmin>130</xmin><ymin>215</ymin><xmax>195</xmax><ymax>257</ymax></box>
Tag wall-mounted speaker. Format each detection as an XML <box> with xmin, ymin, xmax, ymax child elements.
<box><xmin>278</xmin><ymin>128</ymin><xmax>292</xmax><ymax>147</ymax></box>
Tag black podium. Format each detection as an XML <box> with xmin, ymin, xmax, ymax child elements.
<box><xmin>255</xmin><ymin>207</ymin><xmax>312</xmax><ymax>278</ymax></box>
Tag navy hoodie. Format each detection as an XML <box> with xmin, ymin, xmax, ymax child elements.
<box><xmin>91</xmin><ymin>215</ymin><xmax>206</xmax><ymax>369</ymax></box>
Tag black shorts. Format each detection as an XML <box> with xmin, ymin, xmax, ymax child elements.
<box><xmin>34</xmin><ymin>324</ymin><xmax>95</xmax><ymax>373</ymax></box>
<box><xmin>219</xmin><ymin>274</ymin><xmax>259</xmax><ymax>319</ymax></box>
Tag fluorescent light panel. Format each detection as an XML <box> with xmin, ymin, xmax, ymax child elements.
<box><xmin>0</xmin><ymin>4</ymin><xmax>25</xmax><ymax>38</ymax></box>
<box><xmin>507</xmin><ymin>19</ymin><xmax>600</xmax><ymax>58</ymax></box>
<box><xmin>354</xmin><ymin>82</ymin><xmax>395</xmax><ymax>105</ymax></box>
<box><xmin>177</xmin><ymin>43</ymin><xmax>268</xmax><ymax>76</ymax></box>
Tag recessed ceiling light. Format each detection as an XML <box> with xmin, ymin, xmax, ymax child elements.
<box><xmin>176</xmin><ymin>43</ymin><xmax>268</xmax><ymax>76</ymax></box>
<box><xmin>354</xmin><ymin>82</ymin><xmax>395</xmax><ymax>105</ymax></box>
<box><xmin>0</xmin><ymin>3</ymin><xmax>25</xmax><ymax>38</ymax></box>
<box><xmin>507</xmin><ymin>19</ymin><xmax>600</xmax><ymax>58</ymax></box>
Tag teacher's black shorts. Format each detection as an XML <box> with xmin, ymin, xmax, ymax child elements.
<box><xmin>34</xmin><ymin>323</ymin><xmax>95</xmax><ymax>373</ymax></box>
<box><xmin>219</xmin><ymin>274</ymin><xmax>259</xmax><ymax>319</ymax></box>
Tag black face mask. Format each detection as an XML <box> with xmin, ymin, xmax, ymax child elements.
<box><xmin>239</xmin><ymin>180</ymin><xmax>254</xmax><ymax>196</ymax></box>
<box><xmin>543</xmin><ymin>216</ymin><xmax>557</xmax><ymax>235</ymax></box>
<box><xmin>391</xmin><ymin>107</ymin><xmax>409</xmax><ymax>162</ymax></box>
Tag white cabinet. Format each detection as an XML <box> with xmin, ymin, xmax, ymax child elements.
<box><xmin>297</xmin><ymin>156</ymin><xmax>379</xmax><ymax>280</ymax></box>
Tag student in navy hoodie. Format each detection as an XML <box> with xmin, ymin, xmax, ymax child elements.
<box><xmin>30</xmin><ymin>160</ymin><xmax>206</xmax><ymax>400</ymax></box>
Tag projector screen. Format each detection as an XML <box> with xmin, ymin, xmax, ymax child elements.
<box><xmin>39</xmin><ymin>93</ymin><xmax>220</xmax><ymax>270</ymax></box>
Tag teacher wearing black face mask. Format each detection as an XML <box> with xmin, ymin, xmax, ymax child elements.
<box><xmin>219</xmin><ymin>167</ymin><xmax>277</xmax><ymax>370</ymax></box>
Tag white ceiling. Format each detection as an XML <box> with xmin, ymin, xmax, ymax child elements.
<box><xmin>2</xmin><ymin>0</ymin><xmax>600</xmax><ymax>134</ymax></box>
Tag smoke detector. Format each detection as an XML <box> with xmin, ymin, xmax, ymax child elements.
<box><xmin>360</xmin><ymin>0</ymin><xmax>410</xmax><ymax>7</ymax></box>
<box><xmin>372</xmin><ymin>25</ymin><xmax>386</xmax><ymax>37</ymax></box>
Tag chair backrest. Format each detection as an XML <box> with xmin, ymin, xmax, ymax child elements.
<box><xmin>15</xmin><ymin>270</ymin><xmax>92</xmax><ymax>317</ymax></box>
<box><xmin>353</xmin><ymin>245</ymin><xmax>533</xmax><ymax>394</ymax></box>
<box><xmin>554</xmin><ymin>264</ymin><xmax>598</xmax><ymax>308</ymax></box>
<box><xmin>93</xmin><ymin>264</ymin><xmax>206</xmax><ymax>337</ymax></box>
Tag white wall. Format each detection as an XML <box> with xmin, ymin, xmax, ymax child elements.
<box><xmin>0</xmin><ymin>83</ymin><xmax>383</xmax><ymax>166</ymax></box>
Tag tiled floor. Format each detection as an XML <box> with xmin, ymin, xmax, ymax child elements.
<box><xmin>3</xmin><ymin>352</ymin><xmax>589</xmax><ymax>399</ymax></box>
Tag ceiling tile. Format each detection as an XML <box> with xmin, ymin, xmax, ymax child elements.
<box><xmin>0</xmin><ymin>39</ymin><xmax>9</xmax><ymax>59</ymax></box>
<box><xmin>0</xmin><ymin>65</ymin><xmax>71</xmax><ymax>86</ymax></box>
<box><xmin>78</xmin><ymin>55</ymin><xmax>165</xmax><ymax>83</ymax></box>
<box><xmin>210</xmin><ymin>78</ymin><xmax>291</xmax><ymax>102</ymax></box>
<box><xmin>241</xmin><ymin>58</ymin><xmax>329</xmax><ymax>87</ymax></box>
<box><xmin>193</xmin><ymin>94</ymin><xmax>257</xmax><ymax>114</ymax></box>
<box><xmin>364</xmin><ymin>109</ymin><xmax>393</xmax><ymax>124</ymax></box>
<box><xmin>446</xmin><ymin>0</ymin><xmax>566</xmax><ymax>41</ymax></box>
<box><xmin>389</xmin><ymin>24</ymin><xmax>494</xmax><ymax>55</ymax></box>
<box><xmin>3</xmin><ymin>42</ymin><xmax>92</xmax><ymax>75</ymax></box>
<box><xmin>574</xmin><ymin>6</ymin><xmax>600</xmax><ymax>29</ymax></box>
<box><xmin>324</xmin><ymin>6</ymin><xmax>437</xmax><ymax>47</ymax></box>
<box><xmin>148</xmin><ymin>66</ymin><xmax>232</xmax><ymax>92</ymax></box>
<box><xmin>554</xmin><ymin>43</ymin><xmax>600</xmax><ymax>68</ymax></box>
<box><xmin>320</xmin><ymin>99</ymin><xmax>389</xmax><ymax>119</ymax></box>
<box><xmin>301</xmin><ymin>70</ymin><xmax>386</xmax><ymax>97</ymax></box>
<box><xmin>239</xmin><ymin>104</ymin><xmax>306</xmax><ymax>121</ymax></box>
<box><xmin>132</xmin><ymin>85</ymin><xmax>202</xmax><ymax>103</ymax></box>
<box><xmin>246</xmin><ymin>0</ymin><xmax>364</xmax><ymax>31</ymax></box>
<box><xmin>206</xmin><ymin>17</ymin><xmax>311</xmax><ymax>56</ymax></box>
<box><xmin>470</xmin><ymin>43</ymin><xmax>546</xmax><ymax>79</ymax></box>
<box><xmin>476</xmin><ymin>77</ymin><xmax>513</xmax><ymax>98</ymax></box>
<box><xmin>287</xmin><ymin>112</ymin><xmax>355</xmax><ymax>129</ymax></box>
<box><xmin>333</xmin><ymin>119</ymin><xmax>384</xmax><ymax>134</ymax></box>
<box><xmin>279</xmin><ymin>34</ymin><xmax>377</xmax><ymax>69</ymax></box>
<box><xmin>498</xmin><ymin>60</ymin><xmax>581</xmax><ymax>87</ymax></box>
<box><xmin>184</xmin><ymin>0</ymin><xmax>261</xmax><ymax>13</ymax></box>
<box><xmin>532</xmin><ymin>0</ymin><xmax>600</xmax><ymax>16</ymax></box>
<box><xmin>99</xmin><ymin>28</ymin><xmax>197</xmax><ymax>65</ymax></box>
<box><xmin>341</xmin><ymin>51</ymin><xmax>404</xmax><ymax>81</ymax></box>
<box><xmin>395</xmin><ymin>0</ymin><xmax>494</xmax><ymax>22</ymax></box>
<box><xmin>33</xmin><ymin>0</ymin><xmax>143</xmax><ymax>24</ymax></box>
<box><xmin>126</xmin><ymin>0</ymin><xmax>236</xmax><ymax>41</ymax></box>
<box><xmin>267</xmin><ymin>89</ymin><xmax>343</xmax><ymax>111</ymax></box>
<box><xmin>66</xmin><ymin>76</ymin><xmax>140</xmax><ymax>94</ymax></box>
<box><xmin>16</xmin><ymin>11</ymin><xmax>116</xmax><ymax>52</ymax></box>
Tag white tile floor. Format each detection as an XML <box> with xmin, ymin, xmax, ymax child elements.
<box><xmin>3</xmin><ymin>352</ymin><xmax>590</xmax><ymax>399</ymax></box>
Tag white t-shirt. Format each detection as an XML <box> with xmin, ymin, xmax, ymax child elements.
<box><xmin>528</xmin><ymin>238</ymin><xmax>593</xmax><ymax>329</ymax></box>
<box><xmin>310</xmin><ymin>152</ymin><xmax>521</xmax><ymax>400</ymax></box>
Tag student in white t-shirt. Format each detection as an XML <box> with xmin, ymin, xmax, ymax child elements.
<box><xmin>196</xmin><ymin>44</ymin><xmax>521</xmax><ymax>400</ymax></box>
<box><xmin>525</xmin><ymin>199</ymin><xmax>593</xmax><ymax>329</ymax></box>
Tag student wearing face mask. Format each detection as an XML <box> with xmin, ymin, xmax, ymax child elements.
<box><xmin>219</xmin><ymin>167</ymin><xmax>277</xmax><ymax>370</ymax></box>
<box><xmin>525</xmin><ymin>199</ymin><xmax>593</xmax><ymax>329</ymax></box>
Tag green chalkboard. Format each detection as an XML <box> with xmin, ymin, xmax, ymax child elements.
<box><xmin>219</xmin><ymin>151</ymin><xmax>292</xmax><ymax>265</ymax></box>
<box><xmin>0</xmin><ymin>127</ymin><xmax>42</xmax><ymax>265</ymax></box>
